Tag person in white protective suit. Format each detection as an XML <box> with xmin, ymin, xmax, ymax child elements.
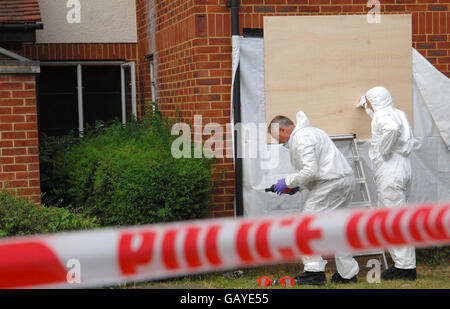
<box><xmin>268</xmin><ymin>111</ymin><xmax>360</xmax><ymax>286</ymax></box>
<box><xmin>357</xmin><ymin>86</ymin><xmax>417</xmax><ymax>281</ymax></box>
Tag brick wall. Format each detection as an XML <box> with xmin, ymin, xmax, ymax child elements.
<box><xmin>235</xmin><ymin>0</ymin><xmax>450</xmax><ymax>76</ymax></box>
<box><xmin>136</xmin><ymin>0</ymin><xmax>236</xmax><ymax>218</ymax></box>
<box><xmin>0</xmin><ymin>74</ymin><xmax>41</xmax><ymax>204</ymax></box>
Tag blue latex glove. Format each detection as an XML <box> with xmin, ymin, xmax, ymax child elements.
<box><xmin>274</xmin><ymin>178</ymin><xmax>288</xmax><ymax>195</ymax></box>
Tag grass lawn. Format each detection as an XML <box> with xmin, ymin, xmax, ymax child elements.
<box><xmin>131</xmin><ymin>260</ymin><xmax>450</xmax><ymax>289</ymax></box>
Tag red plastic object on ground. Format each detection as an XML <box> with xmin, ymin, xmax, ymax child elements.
<box><xmin>258</xmin><ymin>276</ymin><xmax>272</xmax><ymax>286</ymax></box>
<box><xmin>280</xmin><ymin>276</ymin><xmax>296</xmax><ymax>287</ymax></box>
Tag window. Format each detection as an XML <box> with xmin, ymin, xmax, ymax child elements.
<box><xmin>37</xmin><ymin>62</ymin><xmax>137</xmax><ymax>137</ymax></box>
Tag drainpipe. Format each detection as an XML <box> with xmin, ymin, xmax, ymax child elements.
<box><xmin>227</xmin><ymin>0</ymin><xmax>244</xmax><ymax>217</ymax></box>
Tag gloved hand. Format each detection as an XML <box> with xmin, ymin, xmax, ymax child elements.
<box><xmin>274</xmin><ymin>178</ymin><xmax>288</xmax><ymax>195</ymax></box>
<box><xmin>356</xmin><ymin>95</ymin><xmax>367</xmax><ymax>109</ymax></box>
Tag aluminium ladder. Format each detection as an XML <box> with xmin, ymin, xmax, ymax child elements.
<box><xmin>330</xmin><ymin>133</ymin><xmax>389</xmax><ymax>270</ymax></box>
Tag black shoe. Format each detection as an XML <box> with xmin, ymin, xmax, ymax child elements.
<box><xmin>293</xmin><ymin>271</ymin><xmax>327</xmax><ymax>286</ymax></box>
<box><xmin>381</xmin><ymin>267</ymin><xmax>417</xmax><ymax>281</ymax></box>
<box><xmin>331</xmin><ymin>272</ymin><xmax>357</xmax><ymax>284</ymax></box>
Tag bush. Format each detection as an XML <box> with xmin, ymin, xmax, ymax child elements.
<box><xmin>0</xmin><ymin>190</ymin><xmax>98</xmax><ymax>237</ymax></box>
<box><xmin>39</xmin><ymin>131</ymin><xmax>81</xmax><ymax>206</ymax></box>
<box><xmin>416</xmin><ymin>246</ymin><xmax>450</xmax><ymax>265</ymax></box>
<box><xmin>49</xmin><ymin>107</ymin><xmax>214</xmax><ymax>226</ymax></box>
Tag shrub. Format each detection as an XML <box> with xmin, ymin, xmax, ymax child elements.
<box><xmin>416</xmin><ymin>246</ymin><xmax>450</xmax><ymax>265</ymax></box>
<box><xmin>0</xmin><ymin>190</ymin><xmax>98</xmax><ymax>237</ymax></box>
<box><xmin>90</xmin><ymin>148</ymin><xmax>212</xmax><ymax>226</ymax></box>
<box><xmin>49</xmin><ymin>107</ymin><xmax>214</xmax><ymax>226</ymax></box>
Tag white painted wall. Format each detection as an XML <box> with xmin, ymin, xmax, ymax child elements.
<box><xmin>36</xmin><ymin>0</ymin><xmax>137</xmax><ymax>43</ymax></box>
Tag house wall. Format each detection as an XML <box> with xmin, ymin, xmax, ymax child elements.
<box><xmin>136</xmin><ymin>0</ymin><xmax>236</xmax><ymax>218</ymax></box>
<box><xmin>234</xmin><ymin>1</ymin><xmax>449</xmax><ymax>76</ymax></box>
<box><xmin>0</xmin><ymin>73</ymin><xmax>41</xmax><ymax>204</ymax></box>
<box><xmin>36</xmin><ymin>0</ymin><xmax>138</xmax><ymax>44</ymax></box>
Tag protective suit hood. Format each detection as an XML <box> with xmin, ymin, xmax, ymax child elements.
<box><xmin>295</xmin><ymin>110</ymin><xmax>311</xmax><ymax>130</ymax></box>
<box><xmin>365</xmin><ymin>86</ymin><xmax>394</xmax><ymax>111</ymax></box>
<box><xmin>286</xmin><ymin>110</ymin><xmax>311</xmax><ymax>147</ymax></box>
<box><xmin>291</xmin><ymin>110</ymin><xmax>311</xmax><ymax>137</ymax></box>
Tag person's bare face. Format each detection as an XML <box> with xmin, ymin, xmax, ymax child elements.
<box><xmin>270</xmin><ymin>125</ymin><xmax>294</xmax><ymax>144</ymax></box>
<box><xmin>366</xmin><ymin>98</ymin><xmax>373</xmax><ymax>111</ymax></box>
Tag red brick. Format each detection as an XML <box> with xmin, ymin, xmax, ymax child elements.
<box><xmin>299</xmin><ymin>5</ymin><xmax>320</xmax><ymax>12</ymax></box>
<box><xmin>438</xmin><ymin>57</ymin><xmax>450</xmax><ymax>63</ymax></box>
<box><xmin>0</xmin><ymin>99</ymin><xmax>24</xmax><ymax>106</ymax></box>
<box><xmin>15</xmin><ymin>156</ymin><xmax>39</xmax><ymax>164</ymax></box>
<box><xmin>15</xmin><ymin>172</ymin><xmax>40</xmax><ymax>180</ymax></box>
<box><xmin>12</xmin><ymin>106</ymin><xmax>37</xmax><ymax>114</ymax></box>
<box><xmin>197</xmin><ymin>78</ymin><xmax>220</xmax><ymax>85</ymax></box>
<box><xmin>5</xmin><ymin>180</ymin><xmax>28</xmax><ymax>188</ymax></box>
<box><xmin>197</xmin><ymin>62</ymin><xmax>220</xmax><ymax>69</ymax></box>
<box><xmin>17</xmin><ymin>188</ymin><xmax>41</xmax><ymax>196</ymax></box>
<box><xmin>11</xmin><ymin>91</ymin><xmax>35</xmax><ymax>98</ymax></box>
<box><xmin>0</xmin><ymin>107</ymin><xmax>11</xmax><ymax>114</ymax></box>
<box><xmin>10</xmin><ymin>75</ymin><xmax>35</xmax><ymax>82</ymax></box>
<box><xmin>2</xmin><ymin>148</ymin><xmax>27</xmax><ymax>156</ymax></box>
<box><xmin>29</xmin><ymin>180</ymin><xmax>41</xmax><ymax>187</ymax></box>
<box><xmin>0</xmin><ymin>82</ymin><xmax>23</xmax><ymax>90</ymax></box>
<box><xmin>321</xmin><ymin>5</ymin><xmax>342</xmax><ymax>12</ymax></box>
<box><xmin>0</xmin><ymin>141</ymin><xmax>13</xmax><ymax>147</ymax></box>
<box><xmin>0</xmin><ymin>91</ymin><xmax>11</xmax><ymax>98</ymax></box>
<box><xmin>14</xmin><ymin>139</ymin><xmax>38</xmax><ymax>147</ymax></box>
<box><xmin>0</xmin><ymin>115</ymin><xmax>25</xmax><ymax>123</ymax></box>
<box><xmin>13</xmin><ymin>123</ymin><xmax>37</xmax><ymax>131</ymax></box>
<box><xmin>0</xmin><ymin>173</ymin><xmax>15</xmax><ymax>181</ymax></box>
<box><xmin>2</xmin><ymin>132</ymin><xmax>25</xmax><ymax>139</ymax></box>
<box><xmin>28</xmin><ymin>163</ymin><xmax>40</xmax><ymax>171</ymax></box>
<box><xmin>0</xmin><ymin>157</ymin><xmax>14</xmax><ymax>164</ymax></box>
<box><xmin>0</xmin><ymin>123</ymin><xmax>13</xmax><ymax>131</ymax></box>
<box><xmin>213</xmin><ymin>211</ymin><xmax>234</xmax><ymax>218</ymax></box>
<box><xmin>2</xmin><ymin>165</ymin><xmax>27</xmax><ymax>172</ymax></box>
<box><xmin>27</xmin><ymin>147</ymin><xmax>39</xmax><ymax>155</ymax></box>
<box><xmin>407</xmin><ymin>5</ymin><xmax>427</xmax><ymax>11</ymax></box>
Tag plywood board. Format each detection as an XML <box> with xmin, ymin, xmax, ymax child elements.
<box><xmin>264</xmin><ymin>15</ymin><xmax>412</xmax><ymax>140</ymax></box>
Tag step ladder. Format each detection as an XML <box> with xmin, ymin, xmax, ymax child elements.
<box><xmin>330</xmin><ymin>133</ymin><xmax>389</xmax><ymax>270</ymax></box>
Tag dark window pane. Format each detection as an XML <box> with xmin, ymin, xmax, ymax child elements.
<box><xmin>82</xmin><ymin>66</ymin><xmax>122</xmax><ymax>126</ymax></box>
<box><xmin>82</xmin><ymin>66</ymin><xmax>121</xmax><ymax>92</ymax></box>
<box><xmin>37</xmin><ymin>66</ymin><xmax>78</xmax><ymax>136</ymax></box>
<box><xmin>37</xmin><ymin>65</ymin><xmax>123</xmax><ymax>136</ymax></box>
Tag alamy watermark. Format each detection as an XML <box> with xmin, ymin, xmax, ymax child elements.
<box><xmin>170</xmin><ymin>115</ymin><xmax>280</xmax><ymax>170</ymax></box>
<box><xmin>366</xmin><ymin>259</ymin><xmax>381</xmax><ymax>284</ymax></box>
<box><xmin>367</xmin><ymin>0</ymin><xmax>381</xmax><ymax>24</ymax></box>
<box><xmin>66</xmin><ymin>258</ymin><xmax>81</xmax><ymax>284</ymax></box>
<box><xmin>66</xmin><ymin>0</ymin><xmax>81</xmax><ymax>24</ymax></box>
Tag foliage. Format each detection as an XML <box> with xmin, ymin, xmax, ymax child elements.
<box><xmin>39</xmin><ymin>131</ymin><xmax>81</xmax><ymax>206</ymax></box>
<box><xmin>0</xmin><ymin>190</ymin><xmax>98</xmax><ymax>237</ymax></box>
<box><xmin>416</xmin><ymin>246</ymin><xmax>450</xmax><ymax>265</ymax></box>
<box><xmin>47</xmin><ymin>105</ymin><xmax>214</xmax><ymax>226</ymax></box>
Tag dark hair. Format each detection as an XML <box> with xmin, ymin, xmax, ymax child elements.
<box><xmin>268</xmin><ymin>115</ymin><xmax>294</xmax><ymax>133</ymax></box>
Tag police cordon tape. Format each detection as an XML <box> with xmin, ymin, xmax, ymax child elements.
<box><xmin>0</xmin><ymin>203</ymin><xmax>449</xmax><ymax>288</ymax></box>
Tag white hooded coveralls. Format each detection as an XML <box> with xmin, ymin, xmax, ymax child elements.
<box><xmin>285</xmin><ymin>111</ymin><xmax>359</xmax><ymax>278</ymax></box>
<box><xmin>364</xmin><ymin>86</ymin><xmax>416</xmax><ymax>269</ymax></box>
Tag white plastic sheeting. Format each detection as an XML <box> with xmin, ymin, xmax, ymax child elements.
<box><xmin>412</xmin><ymin>48</ymin><xmax>450</xmax><ymax>149</ymax></box>
<box><xmin>239</xmin><ymin>37</ymin><xmax>450</xmax><ymax>217</ymax></box>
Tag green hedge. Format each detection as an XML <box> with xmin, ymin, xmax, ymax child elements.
<box><xmin>47</xmin><ymin>108</ymin><xmax>214</xmax><ymax>226</ymax></box>
<box><xmin>39</xmin><ymin>131</ymin><xmax>81</xmax><ymax>206</ymax></box>
<box><xmin>0</xmin><ymin>190</ymin><xmax>98</xmax><ymax>237</ymax></box>
<box><xmin>416</xmin><ymin>246</ymin><xmax>450</xmax><ymax>265</ymax></box>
